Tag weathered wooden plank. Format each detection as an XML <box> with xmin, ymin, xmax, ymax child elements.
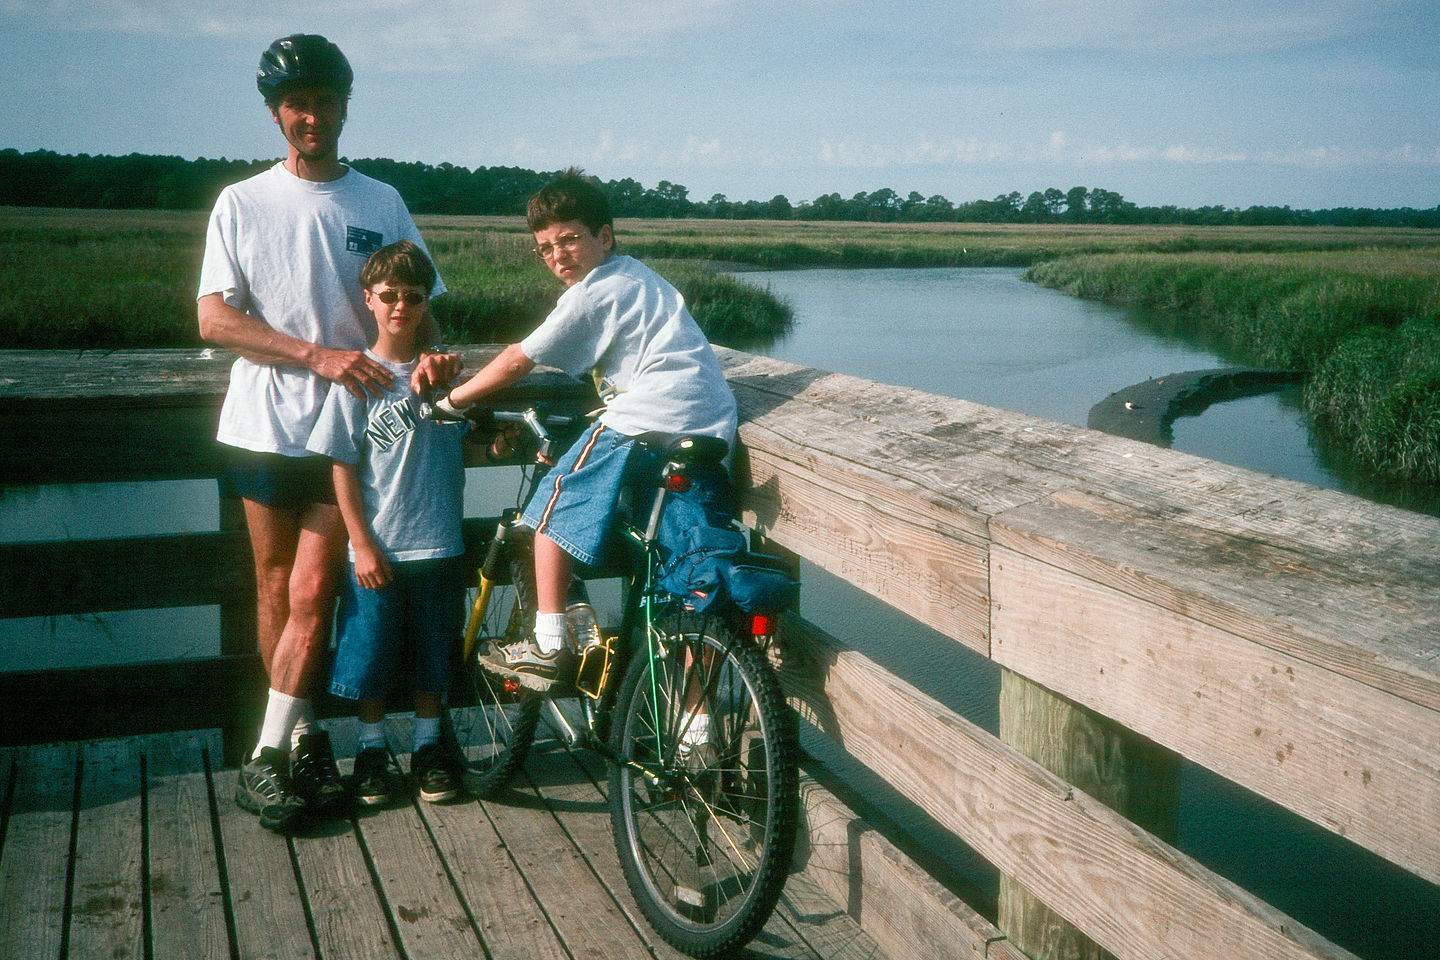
<box><xmin>69</xmin><ymin>737</ymin><xmax>145</xmax><ymax>960</ymax></box>
<box><xmin>990</xmin><ymin>488</ymin><xmax>1440</xmax><ymax>714</ymax></box>
<box><xmin>774</xmin><ymin>614</ymin><xmax>1358</xmax><ymax>960</ymax></box>
<box><xmin>0</xmin><ymin>741</ymin><xmax>77</xmax><ymax>960</ymax></box>
<box><xmin>773</xmin><ymin>869</ymin><xmax>890</xmax><ymax>960</ymax></box>
<box><xmin>289</xmin><ymin>815</ymin><xmax>398</xmax><ymax>960</ymax></box>
<box><xmin>214</xmin><ymin>765</ymin><xmax>317</xmax><ymax>960</ymax></box>
<box><xmin>146</xmin><ymin>730</ymin><xmax>231</xmax><ymax>960</ymax></box>
<box><xmin>0</xmin><ymin>531</ymin><xmax>252</xmax><ymax>618</ymax></box>
<box><xmin>990</xmin><ymin>542</ymin><xmax>1440</xmax><ymax>887</ymax></box>
<box><xmin>415</xmin><ymin>711</ymin><xmax>569</xmax><ymax>960</ymax></box>
<box><xmin>334</xmin><ymin>720</ymin><xmax>487</xmax><ymax>959</ymax></box>
<box><xmin>719</xmin><ymin>348</ymin><xmax>1440</xmax><ymax>707</ymax></box>
<box><xmin>795</xmin><ymin>774</ymin><xmax>1025</xmax><ymax>960</ymax></box>
<box><xmin>733</xmin><ymin>409</ymin><xmax>992</xmax><ymax>656</ymax></box>
<box><xmin>478</xmin><ymin>755</ymin><xmax>659</xmax><ymax>960</ymax></box>
<box><xmin>0</xmin><ymin>398</ymin><xmax>226</xmax><ymax>484</ymax></box>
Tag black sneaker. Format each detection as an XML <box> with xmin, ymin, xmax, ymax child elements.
<box><xmin>236</xmin><ymin>747</ymin><xmax>307</xmax><ymax>833</ymax></box>
<box><xmin>411</xmin><ymin>741</ymin><xmax>463</xmax><ymax>804</ymax></box>
<box><xmin>291</xmin><ymin>731</ymin><xmax>353</xmax><ymax>818</ymax></box>
<box><xmin>350</xmin><ymin>747</ymin><xmax>399</xmax><ymax>807</ymax></box>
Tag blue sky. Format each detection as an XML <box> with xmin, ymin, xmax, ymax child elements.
<box><xmin>2</xmin><ymin>0</ymin><xmax>1437</xmax><ymax>210</ymax></box>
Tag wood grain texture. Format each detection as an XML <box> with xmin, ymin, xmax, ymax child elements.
<box><xmin>774</xmin><ymin>615</ymin><xmax>1358</xmax><ymax>960</ymax></box>
<box><xmin>991</xmin><ymin>544</ymin><xmax>1440</xmax><ymax>887</ymax></box>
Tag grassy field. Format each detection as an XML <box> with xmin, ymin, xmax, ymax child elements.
<box><xmin>3</xmin><ymin>206</ymin><xmax>1436</xmax><ymax>485</ymax></box>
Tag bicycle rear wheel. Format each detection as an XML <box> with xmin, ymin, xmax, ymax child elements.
<box><xmin>609</xmin><ymin>611</ymin><xmax>797</xmax><ymax>958</ymax></box>
<box><xmin>449</xmin><ymin>540</ymin><xmax>541</xmax><ymax>797</ymax></box>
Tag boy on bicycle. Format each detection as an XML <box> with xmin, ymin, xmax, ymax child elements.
<box><xmin>306</xmin><ymin>240</ymin><xmax>467</xmax><ymax>804</ymax></box>
<box><xmin>433</xmin><ymin>168</ymin><xmax>738</xmax><ymax>693</ymax></box>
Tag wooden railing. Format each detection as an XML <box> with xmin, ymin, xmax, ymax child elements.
<box><xmin>2</xmin><ymin>347</ymin><xmax>1437</xmax><ymax>960</ymax></box>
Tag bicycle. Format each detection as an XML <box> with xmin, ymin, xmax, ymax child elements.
<box><xmin>437</xmin><ymin>402</ymin><xmax>800</xmax><ymax>959</ymax></box>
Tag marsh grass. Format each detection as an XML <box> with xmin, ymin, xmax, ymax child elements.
<box><xmin>3</xmin><ymin>207</ymin><xmax>1436</xmax><ymax>484</ymax></box>
<box><xmin>1026</xmin><ymin>249</ymin><xmax>1440</xmax><ymax>483</ymax></box>
<box><xmin>0</xmin><ymin>210</ymin><xmax>794</xmax><ymax>349</ymax></box>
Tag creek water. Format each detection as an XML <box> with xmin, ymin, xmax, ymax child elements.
<box><xmin>3</xmin><ymin>266</ymin><xmax>1436</xmax><ymax>956</ymax></box>
<box><xmin>730</xmin><ymin>265</ymin><xmax>1439</xmax><ymax>959</ymax></box>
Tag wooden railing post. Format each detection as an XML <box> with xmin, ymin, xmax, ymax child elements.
<box><xmin>997</xmin><ymin>668</ymin><xmax>1181</xmax><ymax>959</ymax></box>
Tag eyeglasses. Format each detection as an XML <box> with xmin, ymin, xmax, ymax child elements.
<box><xmin>373</xmin><ymin>289</ymin><xmax>428</xmax><ymax>306</ymax></box>
<box><xmin>533</xmin><ymin>232</ymin><xmax>586</xmax><ymax>260</ymax></box>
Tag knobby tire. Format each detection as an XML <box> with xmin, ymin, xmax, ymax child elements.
<box><xmin>608</xmin><ymin>611</ymin><xmax>798</xmax><ymax>958</ymax></box>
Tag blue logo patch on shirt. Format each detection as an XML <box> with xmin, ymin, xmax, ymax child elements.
<box><xmin>346</xmin><ymin>226</ymin><xmax>384</xmax><ymax>256</ymax></box>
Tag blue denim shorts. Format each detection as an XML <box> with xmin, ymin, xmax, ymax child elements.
<box><xmin>521</xmin><ymin>422</ymin><xmax>656</xmax><ymax>566</ymax></box>
<box><xmin>330</xmin><ymin>557</ymin><xmax>465</xmax><ymax>701</ymax></box>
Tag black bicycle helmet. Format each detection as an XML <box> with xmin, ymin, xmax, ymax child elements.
<box><xmin>256</xmin><ymin>34</ymin><xmax>353</xmax><ymax>102</ymax></box>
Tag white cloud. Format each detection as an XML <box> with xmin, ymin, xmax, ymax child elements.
<box><xmin>5</xmin><ymin>0</ymin><xmax>741</xmax><ymax>69</ymax></box>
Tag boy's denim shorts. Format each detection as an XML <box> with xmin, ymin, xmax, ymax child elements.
<box><xmin>330</xmin><ymin>557</ymin><xmax>465</xmax><ymax>702</ymax></box>
<box><xmin>521</xmin><ymin>422</ymin><xmax>655</xmax><ymax>566</ymax></box>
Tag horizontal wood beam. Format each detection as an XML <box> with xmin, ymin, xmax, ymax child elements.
<box><xmin>775</xmin><ymin>613</ymin><xmax>1357</xmax><ymax>960</ymax></box>
<box><xmin>797</xmin><ymin>771</ymin><xmax>1025</xmax><ymax>960</ymax></box>
<box><xmin>0</xmin><ymin>531</ymin><xmax>252</xmax><ymax>618</ymax></box>
<box><xmin>990</xmin><ymin>540</ymin><xmax>1440</xmax><ymax>888</ymax></box>
<box><xmin>0</xmin><ymin>655</ymin><xmax>268</xmax><ymax>748</ymax></box>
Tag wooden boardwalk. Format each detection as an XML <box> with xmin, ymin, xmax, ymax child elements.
<box><xmin>0</xmin><ymin>719</ymin><xmax>889</xmax><ymax>960</ymax></box>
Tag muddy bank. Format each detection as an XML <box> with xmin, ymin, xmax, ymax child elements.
<box><xmin>1087</xmin><ymin>368</ymin><xmax>1306</xmax><ymax>447</ymax></box>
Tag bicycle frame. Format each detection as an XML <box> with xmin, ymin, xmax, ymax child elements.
<box><xmin>459</xmin><ymin>413</ymin><xmax>742</xmax><ymax>787</ymax></box>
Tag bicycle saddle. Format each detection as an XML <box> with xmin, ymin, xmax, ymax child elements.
<box><xmin>635</xmin><ymin>433</ymin><xmax>729</xmax><ymax>465</ymax></box>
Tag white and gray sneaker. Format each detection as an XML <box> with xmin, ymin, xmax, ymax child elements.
<box><xmin>478</xmin><ymin>635</ymin><xmax>573</xmax><ymax>692</ymax></box>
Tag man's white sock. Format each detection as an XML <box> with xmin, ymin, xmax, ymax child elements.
<box><xmin>254</xmin><ymin>689</ymin><xmax>307</xmax><ymax>760</ymax></box>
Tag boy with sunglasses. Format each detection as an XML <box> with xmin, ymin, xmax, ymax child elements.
<box><xmin>306</xmin><ymin>240</ymin><xmax>467</xmax><ymax>805</ymax></box>
<box><xmin>432</xmin><ymin>169</ymin><xmax>738</xmax><ymax>695</ymax></box>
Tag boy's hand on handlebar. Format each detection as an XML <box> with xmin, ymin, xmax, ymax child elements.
<box><xmin>423</xmin><ymin>393</ymin><xmax>468</xmax><ymax>422</ymax></box>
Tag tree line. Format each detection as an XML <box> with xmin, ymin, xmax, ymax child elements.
<box><xmin>2</xmin><ymin>148</ymin><xmax>1437</xmax><ymax>229</ymax></box>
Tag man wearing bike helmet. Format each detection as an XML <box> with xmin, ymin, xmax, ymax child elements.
<box><xmin>198</xmin><ymin>33</ymin><xmax>457</xmax><ymax>833</ymax></box>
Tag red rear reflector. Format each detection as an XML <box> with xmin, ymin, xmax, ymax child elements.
<box><xmin>752</xmin><ymin>615</ymin><xmax>775</xmax><ymax>636</ymax></box>
<box><xmin>665</xmin><ymin>474</ymin><xmax>692</xmax><ymax>493</ymax></box>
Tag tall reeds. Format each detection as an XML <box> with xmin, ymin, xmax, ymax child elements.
<box><xmin>1026</xmin><ymin>251</ymin><xmax>1440</xmax><ymax>484</ymax></box>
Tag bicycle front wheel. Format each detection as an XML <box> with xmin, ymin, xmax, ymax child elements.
<box><xmin>609</xmin><ymin>611</ymin><xmax>798</xmax><ymax>958</ymax></box>
<box><xmin>449</xmin><ymin>542</ymin><xmax>541</xmax><ymax>797</ymax></box>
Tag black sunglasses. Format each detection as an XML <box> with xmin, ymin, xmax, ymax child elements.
<box><xmin>374</xmin><ymin>289</ymin><xmax>428</xmax><ymax>306</ymax></box>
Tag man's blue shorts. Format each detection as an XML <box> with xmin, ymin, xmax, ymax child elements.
<box><xmin>330</xmin><ymin>557</ymin><xmax>465</xmax><ymax>702</ymax></box>
<box><xmin>220</xmin><ymin>447</ymin><xmax>337</xmax><ymax>509</ymax></box>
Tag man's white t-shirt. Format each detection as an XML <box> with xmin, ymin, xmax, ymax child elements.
<box><xmin>520</xmin><ymin>255</ymin><xmax>737</xmax><ymax>441</ymax></box>
<box><xmin>198</xmin><ymin>162</ymin><xmax>445</xmax><ymax>456</ymax></box>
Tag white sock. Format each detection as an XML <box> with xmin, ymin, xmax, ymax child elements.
<box><xmin>358</xmin><ymin>721</ymin><xmax>387</xmax><ymax>752</ymax></box>
<box><xmin>534</xmin><ymin>613</ymin><xmax>567</xmax><ymax>654</ymax></box>
<box><xmin>414</xmin><ymin>715</ymin><xmax>441</xmax><ymax>749</ymax></box>
<box><xmin>254</xmin><ymin>689</ymin><xmax>308</xmax><ymax>759</ymax></box>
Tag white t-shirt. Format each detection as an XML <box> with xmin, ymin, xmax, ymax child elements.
<box><xmin>198</xmin><ymin>162</ymin><xmax>445</xmax><ymax>456</ymax></box>
<box><xmin>305</xmin><ymin>352</ymin><xmax>465</xmax><ymax>563</ymax></box>
<box><xmin>520</xmin><ymin>255</ymin><xmax>737</xmax><ymax>441</ymax></box>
